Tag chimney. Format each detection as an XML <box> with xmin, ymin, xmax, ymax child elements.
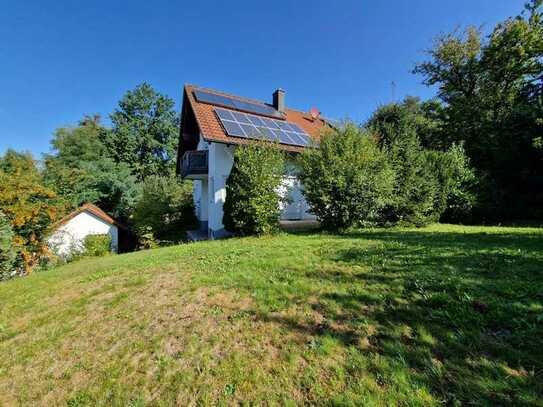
<box><xmin>310</xmin><ymin>107</ymin><xmax>320</xmax><ymax>120</ymax></box>
<box><xmin>273</xmin><ymin>88</ymin><xmax>285</xmax><ymax>113</ymax></box>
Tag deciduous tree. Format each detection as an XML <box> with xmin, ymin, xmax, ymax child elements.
<box><xmin>105</xmin><ymin>83</ymin><xmax>179</xmax><ymax>180</ymax></box>
<box><xmin>413</xmin><ymin>1</ymin><xmax>543</xmax><ymax>220</ymax></box>
<box><xmin>44</xmin><ymin>116</ymin><xmax>140</xmax><ymax>220</ymax></box>
<box><xmin>0</xmin><ymin>150</ymin><xmax>62</xmax><ymax>274</ymax></box>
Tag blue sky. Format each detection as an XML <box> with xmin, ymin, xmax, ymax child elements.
<box><xmin>0</xmin><ymin>0</ymin><xmax>523</xmax><ymax>157</ymax></box>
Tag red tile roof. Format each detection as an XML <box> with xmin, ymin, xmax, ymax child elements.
<box><xmin>55</xmin><ymin>203</ymin><xmax>128</xmax><ymax>230</ymax></box>
<box><xmin>184</xmin><ymin>84</ymin><xmax>331</xmax><ymax>152</ymax></box>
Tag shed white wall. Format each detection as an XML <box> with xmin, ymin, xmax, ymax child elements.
<box><xmin>48</xmin><ymin>211</ymin><xmax>119</xmax><ymax>257</ymax></box>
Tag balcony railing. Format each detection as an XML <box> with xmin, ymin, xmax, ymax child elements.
<box><xmin>181</xmin><ymin>150</ymin><xmax>208</xmax><ymax>179</ymax></box>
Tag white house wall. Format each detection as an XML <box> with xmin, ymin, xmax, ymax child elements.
<box><xmin>48</xmin><ymin>211</ymin><xmax>119</xmax><ymax>257</ymax></box>
<box><xmin>279</xmin><ymin>175</ymin><xmax>316</xmax><ymax>221</ymax></box>
<box><xmin>207</xmin><ymin>142</ymin><xmax>235</xmax><ymax>238</ymax></box>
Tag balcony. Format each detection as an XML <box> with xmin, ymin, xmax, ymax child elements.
<box><xmin>181</xmin><ymin>150</ymin><xmax>208</xmax><ymax>179</ymax></box>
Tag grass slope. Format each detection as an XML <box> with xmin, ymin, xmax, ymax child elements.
<box><xmin>1</xmin><ymin>224</ymin><xmax>542</xmax><ymax>406</ymax></box>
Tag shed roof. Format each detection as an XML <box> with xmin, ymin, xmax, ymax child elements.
<box><xmin>55</xmin><ymin>203</ymin><xmax>128</xmax><ymax>231</ymax></box>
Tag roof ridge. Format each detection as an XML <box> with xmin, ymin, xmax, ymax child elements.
<box><xmin>185</xmin><ymin>84</ymin><xmax>321</xmax><ymax>117</ymax></box>
<box><xmin>54</xmin><ymin>202</ymin><xmax>128</xmax><ymax>230</ymax></box>
<box><xmin>286</xmin><ymin>106</ymin><xmax>309</xmax><ymax>115</ymax></box>
<box><xmin>185</xmin><ymin>83</ymin><xmax>275</xmax><ymax>108</ymax></box>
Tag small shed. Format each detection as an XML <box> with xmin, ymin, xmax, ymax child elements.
<box><xmin>48</xmin><ymin>203</ymin><xmax>126</xmax><ymax>257</ymax></box>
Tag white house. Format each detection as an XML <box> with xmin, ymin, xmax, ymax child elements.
<box><xmin>177</xmin><ymin>84</ymin><xmax>332</xmax><ymax>239</ymax></box>
<box><xmin>48</xmin><ymin>203</ymin><xmax>125</xmax><ymax>257</ymax></box>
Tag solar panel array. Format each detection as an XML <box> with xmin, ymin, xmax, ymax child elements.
<box><xmin>214</xmin><ymin>107</ymin><xmax>313</xmax><ymax>147</ymax></box>
<box><xmin>194</xmin><ymin>90</ymin><xmax>282</xmax><ymax>119</ymax></box>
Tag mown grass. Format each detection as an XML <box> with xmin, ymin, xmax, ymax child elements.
<box><xmin>0</xmin><ymin>224</ymin><xmax>542</xmax><ymax>405</ymax></box>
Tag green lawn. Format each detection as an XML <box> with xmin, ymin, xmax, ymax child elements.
<box><xmin>1</xmin><ymin>224</ymin><xmax>542</xmax><ymax>406</ymax></box>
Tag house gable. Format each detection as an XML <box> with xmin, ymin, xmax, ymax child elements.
<box><xmin>54</xmin><ymin>203</ymin><xmax>126</xmax><ymax>231</ymax></box>
<box><xmin>49</xmin><ymin>208</ymin><xmax>120</xmax><ymax>256</ymax></box>
<box><xmin>177</xmin><ymin>89</ymin><xmax>202</xmax><ymax>174</ymax></box>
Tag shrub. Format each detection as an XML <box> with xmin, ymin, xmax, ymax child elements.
<box><xmin>428</xmin><ymin>143</ymin><xmax>477</xmax><ymax>223</ymax></box>
<box><xmin>83</xmin><ymin>234</ymin><xmax>111</xmax><ymax>257</ymax></box>
<box><xmin>133</xmin><ymin>175</ymin><xmax>196</xmax><ymax>243</ymax></box>
<box><xmin>137</xmin><ymin>226</ymin><xmax>159</xmax><ymax>250</ymax></box>
<box><xmin>367</xmin><ymin>101</ymin><xmax>477</xmax><ymax>226</ymax></box>
<box><xmin>223</xmin><ymin>141</ymin><xmax>285</xmax><ymax>236</ymax></box>
<box><xmin>298</xmin><ymin>124</ymin><xmax>394</xmax><ymax>231</ymax></box>
<box><xmin>380</xmin><ymin>133</ymin><xmax>440</xmax><ymax>226</ymax></box>
<box><xmin>0</xmin><ymin>212</ymin><xmax>15</xmax><ymax>281</ymax></box>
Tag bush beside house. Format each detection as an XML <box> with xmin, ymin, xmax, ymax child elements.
<box><xmin>82</xmin><ymin>234</ymin><xmax>112</xmax><ymax>257</ymax></box>
<box><xmin>133</xmin><ymin>175</ymin><xmax>196</xmax><ymax>245</ymax></box>
<box><xmin>299</xmin><ymin>125</ymin><xmax>394</xmax><ymax>230</ymax></box>
<box><xmin>223</xmin><ymin>141</ymin><xmax>285</xmax><ymax>236</ymax></box>
<box><xmin>297</xmin><ymin>123</ymin><xmax>475</xmax><ymax>231</ymax></box>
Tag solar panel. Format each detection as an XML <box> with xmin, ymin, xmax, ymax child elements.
<box><xmin>322</xmin><ymin>116</ymin><xmax>343</xmax><ymax>129</ymax></box>
<box><xmin>194</xmin><ymin>90</ymin><xmax>282</xmax><ymax>119</ymax></box>
<box><xmin>221</xmin><ymin>121</ymin><xmax>245</xmax><ymax>138</ymax></box>
<box><xmin>214</xmin><ymin>107</ymin><xmax>313</xmax><ymax>147</ymax></box>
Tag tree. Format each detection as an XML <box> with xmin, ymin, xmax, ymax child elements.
<box><xmin>43</xmin><ymin>117</ymin><xmax>140</xmax><ymax>220</ymax></box>
<box><xmin>223</xmin><ymin>142</ymin><xmax>285</xmax><ymax>236</ymax></box>
<box><xmin>46</xmin><ymin>115</ymin><xmax>107</xmax><ymax>168</ymax></box>
<box><xmin>298</xmin><ymin>125</ymin><xmax>394</xmax><ymax>230</ymax></box>
<box><xmin>43</xmin><ymin>116</ymin><xmax>109</xmax><ymax>205</ymax></box>
<box><xmin>413</xmin><ymin>1</ymin><xmax>543</xmax><ymax>220</ymax></box>
<box><xmin>0</xmin><ymin>149</ymin><xmax>38</xmax><ymax>175</ymax></box>
<box><xmin>367</xmin><ymin>102</ymin><xmax>442</xmax><ymax>225</ymax></box>
<box><xmin>0</xmin><ymin>212</ymin><xmax>15</xmax><ymax>281</ymax></box>
<box><xmin>78</xmin><ymin>159</ymin><xmax>141</xmax><ymax>220</ymax></box>
<box><xmin>366</xmin><ymin>100</ymin><xmax>477</xmax><ymax>225</ymax></box>
<box><xmin>105</xmin><ymin>83</ymin><xmax>179</xmax><ymax>180</ymax></box>
<box><xmin>366</xmin><ymin>96</ymin><xmax>445</xmax><ymax>150</ymax></box>
<box><xmin>0</xmin><ymin>150</ymin><xmax>62</xmax><ymax>274</ymax></box>
<box><xmin>133</xmin><ymin>175</ymin><xmax>195</xmax><ymax>243</ymax></box>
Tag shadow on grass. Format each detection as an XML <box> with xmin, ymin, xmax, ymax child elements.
<box><xmin>260</xmin><ymin>229</ymin><xmax>543</xmax><ymax>404</ymax></box>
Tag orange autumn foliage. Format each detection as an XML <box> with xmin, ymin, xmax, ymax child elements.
<box><xmin>0</xmin><ymin>150</ymin><xmax>64</xmax><ymax>273</ymax></box>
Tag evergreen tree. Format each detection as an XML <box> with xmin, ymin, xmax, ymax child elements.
<box><xmin>367</xmin><ymin>101</ymin><xmax>440</xmax><ymax>225</ymax></box>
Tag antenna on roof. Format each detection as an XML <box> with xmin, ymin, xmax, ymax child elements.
<box><xmin>391</xmin><ymin>81</ymin><xmax>396</xmax><ymax>102</ymax></box>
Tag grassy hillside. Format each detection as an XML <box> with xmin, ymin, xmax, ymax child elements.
<box><xmin>1</xmin><ymin>225</ymin><xmax>542</xmax><ymax>405</ymax></box>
